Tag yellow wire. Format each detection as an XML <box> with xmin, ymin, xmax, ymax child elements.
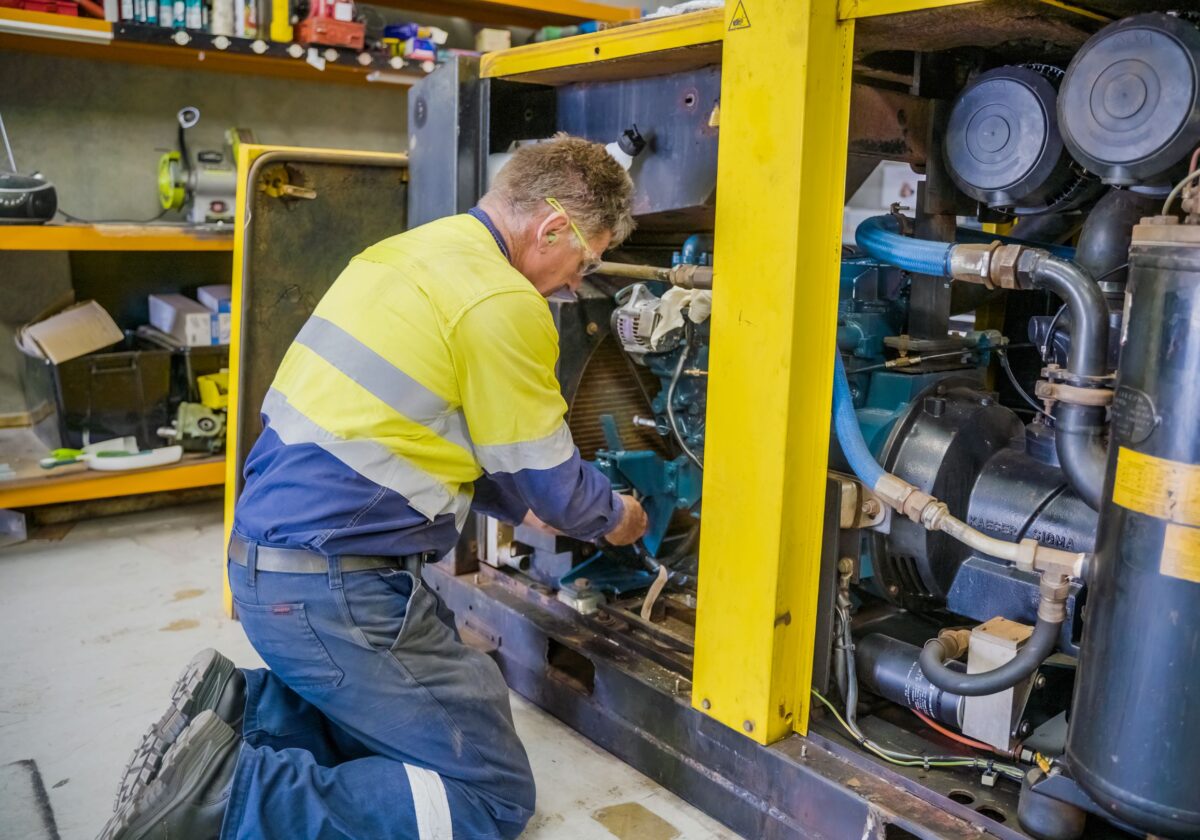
<box><xmin>810</xmin><ymin>689</ymin><xmax>1025</xmax><ymax>777</ymax></box>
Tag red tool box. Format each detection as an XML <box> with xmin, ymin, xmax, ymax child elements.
<box><xmin>0</xmin><ymin>0</ymin><xmax>80</xmax><ymax>13</ymax></box>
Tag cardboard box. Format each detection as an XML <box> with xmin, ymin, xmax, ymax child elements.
<box><xmin>16</xmin><ymin>300</ymin><xmax>123</xmax><ymax>364</ymax></box>
<box><xmin>475</xmin><ymin>27</ymin><xmax>510</xmax><ymax>52</ymax></box>
<box><xmin>197</xmin><ymin>284</ymin><xmax>232</xmax><ymax>313</ymax></box>
<box><xmin>196</xmin><ymin>285</ymin><xmax>233</xmax><ymax>344</ymax></box>
<box><xmin>149</xmin><ymin>293</ymin><xmax>221</xmax><ymax>347</ymax></box>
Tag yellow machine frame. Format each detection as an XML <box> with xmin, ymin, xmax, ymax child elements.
<box><xmin>223</xmin><ymin>0</ymin><xmax>1110</xmax><ymax>747</ymax></box>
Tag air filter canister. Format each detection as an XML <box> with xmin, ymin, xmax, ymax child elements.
<box><xmin>1059</xmin><ymin>13</ymin><xmax>1200</xmax><ymax>186</ymax></box>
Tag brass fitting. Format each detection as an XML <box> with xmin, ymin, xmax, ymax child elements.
<box><xmin>936</xmin><ymin>628</ymin><xmax>972</xmax><ymax>661</ymax></box>
<box><xmin>1037</xmin><ymin>574</ymin><xmax>1071</xmax><ymax>623</ymax></box>
<box><xmin>948</xmin><ymin>241</ymin><xmax>1001</xmax><ymax>286</ymax></box>
<box><xmin>669</xmin><ymin>264</ymin><xmax>714</xmax><ymax>290</ymax></box>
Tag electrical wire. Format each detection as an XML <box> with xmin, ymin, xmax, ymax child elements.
<box><xmin>810</xmin><ymin>688</ymin><xmax>1026</xmax><ymax>781</ymax></box>
<box><xmin>666</xmin><ymin>322</ymin><xmax>704</xmax><ymax>470</ymax></box>
<box><xmin>999</xmin><ymin>349</ymin><xmax>1051</xmax><ymax>418</ymax></box>
<box><xmin>911</xmin><ymin>710</ymin><xmax>1003</xmax><ymax>754</ymax></box>
<box><xmin>1162</xmin><ymin>165</ymin><xmax>1200</xmax><ymax>216</ymax></box>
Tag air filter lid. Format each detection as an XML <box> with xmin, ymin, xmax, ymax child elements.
<box><xmin>1059</xmin><ymin>13</ymin><xmax>1200</xmax><ymax>186</ymax></box>
<box><xmin>945</xmin><ymin>66</ymin><xmax>1072</xmax><ymax>210</ymax></box>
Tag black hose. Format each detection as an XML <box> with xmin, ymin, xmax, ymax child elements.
<box><xmin>1028</xmin><ymin>257</ymin><xmax>1109</xmax><ymax>378</ymax></box>
<box><xmin>1053</xmin><ymin>403</ymin><xmax>1107</xmax><ymax>511</ymax></box>
<box><xmin>919</xmin><ymin>618</ymin><xmax>1060</xmax><ymax>697</ymax></box>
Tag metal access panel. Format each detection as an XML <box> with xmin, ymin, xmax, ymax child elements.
<box><xmin>407</xmin><ymin>57</ymin><xmax>485</xmax><ymax>227</ymax></box>
<box><xmin>556</xmin><ymin>66</ymin><xmax>720</xmax><ymax>229</ymax></box>
<box><xmin>222</xmin><ymin>147</ymin><xmax>408</xmax><ymax>616</ymax></box>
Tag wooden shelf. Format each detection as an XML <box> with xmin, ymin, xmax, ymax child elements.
<box><xmin>0</xmin><ymin>3</ymin><xmax>642</xmax><ymax>85</ymax></box>
<box><xmin>0</xmin><ymin>455</ymin><xmax>225</xmax><ymax>508</ymax></box>
<box><xmin>0</xmin><ymin>223</ymin><xmax>234</xmax><ymax>251</ymax></box>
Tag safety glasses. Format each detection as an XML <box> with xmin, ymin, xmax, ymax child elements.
<box><xmin>545</xmin><ymin>197</ymin><xmax>603</xmax><ymax>276</ymax></box>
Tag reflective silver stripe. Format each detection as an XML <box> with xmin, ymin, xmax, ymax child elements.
<box><xmin>263</xmin><ymin>388</ymin><xmax>456</xmax><ymax>522</ymax></box>
<box><xmin>475</xmin><ymin>422</ymin><xmax>575</xmax><ymax>474</ymax></box>
<box><xmin>404</xmin><ymin>764</ymin><xmax>453</xmax><ymax>840</ymax></box>
<box><xmin>295</xmin><ymin>316</ymin><xmax>474</xmax><ymax>453</ymax></box>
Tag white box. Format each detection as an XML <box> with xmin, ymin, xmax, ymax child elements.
<box><xmin>475</xmin><ymin>27</ymin><xmax>510</xmax><ymax>53</ymax></box>
<box><xmin>197</xmin><ymin>284</ymin><xmax>232</xmax><ymax>313</ymax></box>
<box><xmin>149</xmin><ymin>293</ymin><xmax>220</xmax><ymax>346</ymax></box>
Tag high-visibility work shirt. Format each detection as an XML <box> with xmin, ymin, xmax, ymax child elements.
<box><xmin>233</xmin><ymin>211</ymin><xmax>621</xmax><ymax>557</ymax></box>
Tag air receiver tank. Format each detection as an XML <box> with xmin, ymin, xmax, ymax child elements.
<box><xmin>1064</xmin><ymin>218</ymin><xmax>1200</xmax><ymax>838</ymax></box>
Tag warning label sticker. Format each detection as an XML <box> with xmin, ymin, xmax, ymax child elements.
<box><xmin>1112</xmin><ymin>446</ymin><xmax>1200</xmax><ymax>527</ymax></box>
<box><xmin>728</xmin><ymin>1</ymin><xmax>750</xmax><ymax>30</ymax></box>
<box><xmin>1162</xmin><ymin>523</ymin><xmax>1200</xmax><ymax>584</ymax></box>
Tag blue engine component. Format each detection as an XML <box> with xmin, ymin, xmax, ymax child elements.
<box><xmin>594</xmin><ymin>282</ymin><xmax>708</xmax><ymax>557</ymax></box>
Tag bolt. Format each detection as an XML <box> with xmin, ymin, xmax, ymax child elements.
<box><xmin>800</xmin><ymin>745</ymin><xmax>808</xmax><ymax>760</ymax></box>
<box><xmin>743</xmin><ymin>720</ymin><xmax>754</xmax><ymax>733</ymax></box>
<box><xmin>1020</xmin><ymin>720</ymin><xmax>1032</xmax><ymax>736</ymax></box>
<box><xmin>586</xmin><ymin>322</ymin><xmax>599</xmax><ymax>336</ymax></box>
<box><xmin>1034</xmin><ymin>674</ymin><xmax>1047</xmax><ymax>690</ymax></box>
<box><xmin>862</xmin><ymin>499</ymin><xmax>881</xmax><ymax>517</ymax></box>
<box><xmin>701</xmin><ymin>698</ymin><xmax>711</xmax><ymax>710</ymax></box>
<box><xmin>887</xmin><ymin>584</ymin><xmax>900</xmax><ymax>595</ymax></box>
<box><xmin>837</xmin><ymin>556</ymin><xmax>854</xmax><ymax>575</ymax></box>
<box><xmin>574</xmin><ymin>577</ymin><xmax>591</xmax><ymax>591</ymax></box>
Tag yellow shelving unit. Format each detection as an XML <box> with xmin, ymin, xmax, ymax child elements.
<box><xmin>1</xmin><ymin>223</ymin><xmax>234</xmax><ymax>251</ymax></box>
<box><xmin>0</xmin><ymin>456</ymin><xmax>225</xmax><ymax>508</ymax></box>
<box><xmin>0</xmin><ymin>3</ymin><xmax>641</xmax><ymax>87</ymax></box>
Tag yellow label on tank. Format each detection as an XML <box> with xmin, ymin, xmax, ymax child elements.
<box><xmin>1162</xmin><ymin>523</ymin><xmax>1200</xmax><ymax>583</ymax></box>
<box><xmin>1112</xmin><ymin>447</ymin><xmax>1200</xmax><ymax>527</ymax></box>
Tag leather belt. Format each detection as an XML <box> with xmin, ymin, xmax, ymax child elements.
<box><xmin>228</xmin><ymin>534</ymin><xmax>431</xmax><ymax>575</ymax></box>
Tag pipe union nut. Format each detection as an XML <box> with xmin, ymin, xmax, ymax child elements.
<box><xmin>989</xmin><ymin>244</ymin><xmax>1026</xmax><ymax>290</ymax></box>
<box><xmin>949</xmin><ymin>242</ymin><xmax>999</xmax><ymax>286</ymax></box>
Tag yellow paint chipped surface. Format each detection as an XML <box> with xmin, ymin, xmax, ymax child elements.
<box><xmin>160</xmin><ymin>619</ymin><xmax>200</xmax><ymax>632</ymax></box>
<box><xmin>172</xmin><ymin>588</ymin><xmax>206</xmax><ymax>601</ymax></box>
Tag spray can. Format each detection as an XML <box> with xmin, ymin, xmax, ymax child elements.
<box><xmin>211</xmin><ymin>0</ymin><xmax>233</xmax><ymax>35</ymax></box>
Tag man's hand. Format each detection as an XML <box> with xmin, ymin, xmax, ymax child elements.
<box><xmin>605</xmin><ymin>494</ymin><xmax>648</xmax><ymax>546</ymax></box>
<box><xmin>521</xmin><ymin>509</ymin><xmax>562</xmax><ymax>537</ymax></box>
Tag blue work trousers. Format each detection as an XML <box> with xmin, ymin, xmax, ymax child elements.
<box><xmin>222</xmin><ymin>546</ymin><xmax>535</xmax><ymax>839</ymax></box>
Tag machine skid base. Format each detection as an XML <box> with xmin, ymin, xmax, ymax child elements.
<box><xmin>426</xmin><ymin>563</ymin><xmax>1033</xmax><ymax>840</ymax></box>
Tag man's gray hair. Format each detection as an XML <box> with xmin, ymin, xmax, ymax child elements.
<box><xmin>488</xmin><ymin>134</ymin><xmax>636</xmax><ymax>245</ymax></box>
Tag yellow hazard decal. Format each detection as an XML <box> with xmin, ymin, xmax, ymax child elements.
<box><xmin>1162</xmin><ymin>523</ymin><xmax>1200</xmax><ymax>584</ymax></box>
<box><xmin>1112</xmin><ymin>446</ymin><xmax>1200</xmax><ymax>527</ymax></box>
<box><xmin>728</xmin><ymin>1</ymin><xmax>750</xmax><ymax>30</ymax></box>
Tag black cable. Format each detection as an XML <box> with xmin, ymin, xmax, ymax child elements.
<box><xmin>56</xmin><ymin>207</ymin><xmax>172</xmax><ymax>225</ymax></box>
<box><xmin>999</xmin><ymin>349</ymin><xmax>1051</xmax><ymax>419</ymax></box>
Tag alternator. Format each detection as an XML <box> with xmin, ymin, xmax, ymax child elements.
<box><xmin>612</xmin><ymin>284</ymin><xmax>668</xmax><ymax>357</ymax></box>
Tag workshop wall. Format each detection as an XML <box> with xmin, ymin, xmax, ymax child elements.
<box><xmin>0</xmin><ymin>51</ymin><xmax>408</xmax><ymax>418</ymax></box>
<box><xmin>0</xmin><ymin>51</ymin><xmax>408</xmax><ymax>221</ymax></box>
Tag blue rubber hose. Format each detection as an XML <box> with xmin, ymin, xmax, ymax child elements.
<box><xmin>832</xmin><ymin>353</ymin><xmax>885</xmax><ymax>490</ymax></box>
<box><xmin>855</xmin><ymin>215</ymin><xmax>953</xmax><ymax>277</ymax></box>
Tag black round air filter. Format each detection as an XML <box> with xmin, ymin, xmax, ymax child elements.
<box><xmin>1059</xmin><ymin>13</ymin><xmax>1200</xmax><ymax>186</ymax></box>
<box><xmin>945</xmin><ymin>65</ymin><xmax>1085</xmax><ymax>211</ymax></box>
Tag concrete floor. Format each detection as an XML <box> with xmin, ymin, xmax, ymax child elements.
<box><xmin>0</xmin><ymin>501</ymin><xmax>737</xmax><ymax>840</ymax></box>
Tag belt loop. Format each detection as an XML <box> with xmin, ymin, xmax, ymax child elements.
<box><xmin>327</xmin><ymin>555</ymin><xmax>344</xmax><ymax>590</ymax></box>
<box><xmin>246</xmin><ymin>540</ymin><xmax>259</xmax><ymax>588</ymax></box>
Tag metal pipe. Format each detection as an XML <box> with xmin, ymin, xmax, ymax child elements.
<box><xmin>1027</xmin><ymin>256</ymin><xmax>1109</xmax><ymax>378</ymax></box>
<box><xmin>597</xmin><ymin>261</ymin><xmax>669</xmax><ymax>282</ymax></box>
<box><xmin>1051</xmin><ymin>403</ymin><xmax>1107</xmax><ymax>511</ymax></box>
<box><xmin>597</xmin><ymin>261</ymin><xmax>714</xmax><ymax>290</ymax></box>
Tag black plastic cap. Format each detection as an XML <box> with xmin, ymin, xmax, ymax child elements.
<box><xmin>1059</xmin><ymin>13</ymin><xmax>1200</xmax><ymax>186</ymax></box>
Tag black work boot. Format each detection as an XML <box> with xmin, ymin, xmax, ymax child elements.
<box><xmin>98</xmin><ymin>710</ymin><xmax>238</xmax><ymax>840</ymax></box>
<box><xmin>113</xmin><ymin>649</ymin><xmax>245</xmax><ymax>811</ymax></box>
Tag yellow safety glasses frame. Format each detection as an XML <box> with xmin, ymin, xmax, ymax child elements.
<box><xmin>545</xmin><ymin>197</ymin><xmax>603</xmax><ymax>276</ymax></box>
